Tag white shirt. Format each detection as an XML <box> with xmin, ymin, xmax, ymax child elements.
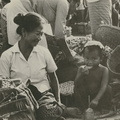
<box><xmin>0</xmin><ymin>42</ymin><xmax>57</xmax><ymax>92</ymax></box>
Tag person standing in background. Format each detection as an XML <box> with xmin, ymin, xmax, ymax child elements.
<box><xmin>87</xmin><ymin>0</ymin><xmax>112</xmax><ymax>36</ymax></box>
<box><xmin>35</xmin><ymin>0</ymin><xmax>80</xmax><ymax>39</ymax></box>
<box><xmin>112</xmin><ymin>0</ymin><xmax>120</xmax><ymax>26</ymax></box>
<box><xmin>0</xmin><ymin>0</ymin><xmax>80</xmax><ymax>51</ymax></box>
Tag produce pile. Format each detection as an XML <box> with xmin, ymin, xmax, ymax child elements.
<box><xmin>65</xmin><ymin>35</ymin><xmax>92</xmax><ymax>55</ymax></box>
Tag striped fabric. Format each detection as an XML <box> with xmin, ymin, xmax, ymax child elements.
<box><xmin>87</xmin><ymin>0</ymin><xmax>112</xmax><ymax>35</ymax></box>
<box><xmin>16</xmin><ymin>83</ymin><xmax>39</xmax><ymax>111</ymax></box>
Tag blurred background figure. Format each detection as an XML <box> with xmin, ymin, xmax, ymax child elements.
<box><xmin>112</xmin><ymin>0</ymin><xmax>120</xmax><ymax>27</ymax></box>
<box><xmin>0</xmin><ymin>0</ymin><xmax>80</xmax><ymax>53</ymax></box>
<box><xmin>87</xmin><ymin>0</ymin><xmax>112</xmax><ymax>36</ymax></box>
<box><xmin>0</xmin><ymin>0</ymin><xmax>10</xmax><ymax>54</ymax></box>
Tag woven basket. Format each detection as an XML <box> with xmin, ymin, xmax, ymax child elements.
<box><xmin>94</xmin><ymin>25</ymin><xmax>120</xmax><ymax>49</ymax></box>
<box><xmin>0</xmin><ymin>88</ymin><xmax>18</xmax><ymax>103</ymax></box>
<box><xmin>107</xmin><ymin>45</ymin><xmax>120</xmax><ymax>78</ymax></box>
<box><xmin>0</xmin><ymin>96</ymin><xmax>29</xmax><ymax>116</ymax></box>
<box><xmin>0</xmin><ymin>95</ymin><xmax>36</xmax><ymax>120</ymax></box>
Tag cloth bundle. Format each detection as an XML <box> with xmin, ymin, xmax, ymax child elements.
<box><xmin>0</xmin><ymin>84</ymin><xmax>37</xmax><ymax>120</ymax></box>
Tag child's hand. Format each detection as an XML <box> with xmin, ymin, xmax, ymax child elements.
<box><xmin>90</xmin><ymin>99</ymin><xmax>99</xmax><ymax>108</ymax></box>
<box><xmin>79</xmin><ymin>65</ymin><xmax>92</xmax><ymax>75</ymax></box>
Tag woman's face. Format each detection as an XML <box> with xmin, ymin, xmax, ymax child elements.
<box><xmin>83</xmin><ymin>48</ymin><xmax>101</xmax><ymax>67</ymax></box>
<box><xmin>24</xmin><ymin>26</ymin><xmax>43</xmax><ymax>47</ymax></box>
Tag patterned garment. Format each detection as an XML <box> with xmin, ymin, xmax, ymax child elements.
<box><xmin>37</xmin><ymin>92</ymin><xmax>65</xmax><ymax>120</ymax></box>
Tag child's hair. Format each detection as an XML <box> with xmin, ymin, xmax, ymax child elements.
<box><xmin>83</xmin><ymin>45</ymin><xmax>103</xmax><ymax>58</ymax></box>
<box><xmin>82</xmin><ymin>41</ymin><xmax>104</xmax><ymax>58</ymax></box>
<box><xmin>14</xmin><ymin>13</ymin><xmax>43</xmax><ymax>35</ymax></box>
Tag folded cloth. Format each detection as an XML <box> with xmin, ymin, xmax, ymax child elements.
<box><xmin>16</xmin><ymin>83</ymin><xmax>39</xmax><ymax>111</ymax></box>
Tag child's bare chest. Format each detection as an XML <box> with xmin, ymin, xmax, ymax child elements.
<box><xmin>85</xmin><ymin>68</ymin><xmax>103</xmax><ymax>88</ymax></box>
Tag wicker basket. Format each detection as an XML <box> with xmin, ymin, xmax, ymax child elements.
<box><xmin>107</xmin><ymin>45</ymin><xmax>120</xmax><ymax>78</ymax></box>
<box><xmin>0</xmin><ymin>94</ymin><xmax>36</xmax><ymax>120</ymax></box>
<box><xmin>94</xmin><ymin>25</ymin><xmax>120</xmax><ymax>49</ymax></box>
<box><xmin>0</xmin><ymin>96</ymin><xmax>29</xmax><ymax>116</ymax></box>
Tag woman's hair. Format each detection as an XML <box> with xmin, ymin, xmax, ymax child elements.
<box><xmin>14</xmin><ymin>13</ymin><xmax>43</xmax><ymax>35</ymax></box>
<box><xmin>73</xmin><ymin>0</ymin><xmax>80</xmax><ymax>2</ymax></box>
<box><xmin>83</xmin><ymin>45</ymin><xmax>103</xmax><ymax>58</ymax></box>
<box><xmin>2</xmin><ymin>0</ymin><xmax>10</xmax><ymax>3</ymax></box>
<box><xmin>67</xmin><ymin>0</ymin><xmax>80</xmax><ymax>3</ymax></box>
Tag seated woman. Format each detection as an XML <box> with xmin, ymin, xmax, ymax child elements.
<box><xmin>0</xmin><ymin>12</ymin><xmax>81</xmax><ymax>120</ymax></box>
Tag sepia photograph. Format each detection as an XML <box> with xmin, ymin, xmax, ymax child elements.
<box><xmin>0</xmin><ymin>0</ymin><xmax>120</xmax><ymax>120</ymax></box>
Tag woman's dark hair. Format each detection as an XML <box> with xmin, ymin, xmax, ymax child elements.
<box><xmin>83</xmin><ymin>45</ymin><xmax>103</xmax><ymax>58</ymax></box>
<box><xmin>14</xmin><ymin>13</ymin><xmax>43</xmax><ymax>35</ymax></box>
<box><xmin>67</xmin><ymin>0</ymin><xmax>79</xmax><ymax>3</ymax></box>
<box><xmin>2</xmin><ymin>0</ymin><xmax>10</xmax><ymax>3</ymax></box>
<box><xmin>73</xmin><ymin>0</ymin><xmax>80</xmax><ymax>2</ymax></box>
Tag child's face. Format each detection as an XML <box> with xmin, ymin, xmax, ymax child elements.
<box><xmin>83</xmin><ymin>48</ymin><xmax>101</xmax><ymax>67</ymax></box>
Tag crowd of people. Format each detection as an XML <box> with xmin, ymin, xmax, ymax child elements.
<box><xmin>0</xmin><ymin>0</ymin><xmax>120</xmax><ymax>120</ymax></box>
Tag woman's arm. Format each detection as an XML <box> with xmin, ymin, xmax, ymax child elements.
<box><xmin>54</xmin><ymin>0</ymin><xmax>69</xmax><ymax>38</ymax></box>
<box><xmin>48</xmin><ymin>72</ymin><xmax>61</xmax><ymax>103</ymax></box>
<box><xmin>44</xmin><ymin>48</ymin><xmax>60</xmax><ymax>101</ymax></box>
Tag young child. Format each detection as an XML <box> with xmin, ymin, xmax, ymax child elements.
<box><xmin>74</xmin><ymin>41</ymin><xmax>112</xmax><ymax>112</ymax></box>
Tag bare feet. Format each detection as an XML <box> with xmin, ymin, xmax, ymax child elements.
<box><xmin>64</xmin><ymin>107</ymin><xmax>82</xmax><ymax>118</ymax></box>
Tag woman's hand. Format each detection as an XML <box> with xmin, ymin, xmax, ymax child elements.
<box><xmin>90</xmin><ymin>99</ymin><xmax>99</xmax><ymax>108</ymax></box>
<box><xmin>48</xmin><ymin>72</ymin><xmax>61</xmax><ymax>103</ymax></box>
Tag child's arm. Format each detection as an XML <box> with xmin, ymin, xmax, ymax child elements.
<box><xmin>74</xmin><ymin>66</ymin><xmax>89</xmax><ymax>86</ymax></box>
<box><xmin>74</xmin><ymin>67</ymin><xmax>83</xmax><ymax>86</ymax></box>
<box><xmin>90</xmin><ymin>67</ymin><xmax>109</xmax><ymax>108</ymax></box>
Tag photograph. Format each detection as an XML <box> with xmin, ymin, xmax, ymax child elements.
<box><xmin>0</xmin><ymin>0</ymin><xmax>120</xmax><ymax>120</ymax></box>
